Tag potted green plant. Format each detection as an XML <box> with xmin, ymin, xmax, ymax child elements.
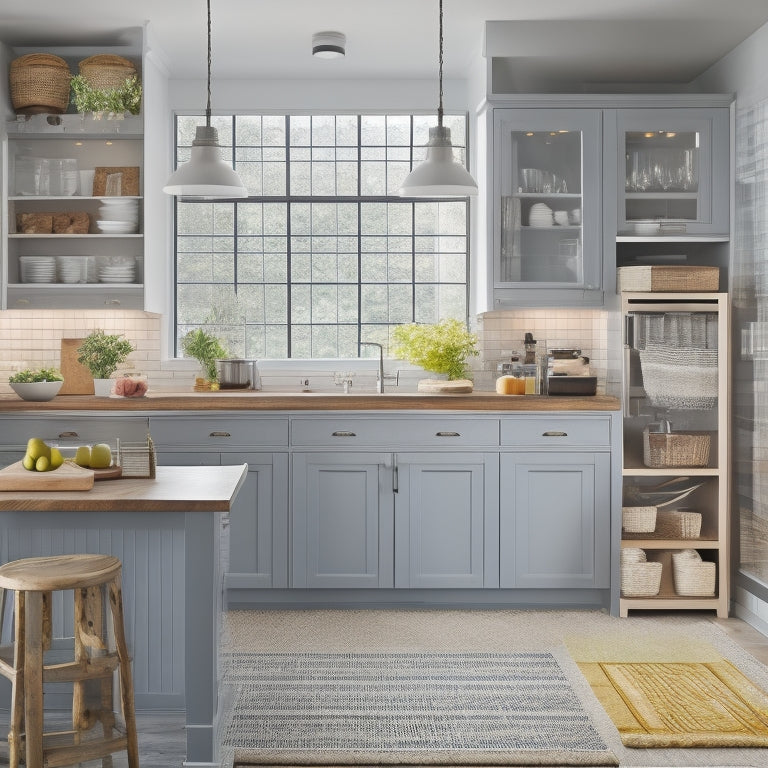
<box><xmin>77</xmin><ymin>330</ymin><xmax>134</xmax><ymax>396</ymax></box>
<box><xmin>8</xmin><ymin>367</ymin><xmax>64</xmax><ymax>401</ymax></box>
<box><xmin>392</xmin><ymin>319</ymin><xmax>478</xmax><ymax>391</ymax></box>
<box><xmin>70</xmin><ymin>74</ymin><xmax>142</xmax><ymax>119</ymax></box>
<box><xmin>181</xmin><ymin>329</ymin><xmax>228</xmax><ymax>390</ymax></box>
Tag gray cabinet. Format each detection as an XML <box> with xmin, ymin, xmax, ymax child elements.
<box><xmin>490</xmin><ymin>108</ymin><xmax>603</xmax><ymax>308</ymax></box>
<box><xmin>292</xmin><ymin>452</ymin><xmax>393</xmax><ymax>588</ymax></box>
<box><xmin>150</xmin><ymin>415</ymin><xmax>289</xmax><ymax>593</ymax></box>
<box><xmin>499</xmin><ymin>452</ymin><xmax>610</xmax><ymax>588</ymax></box>
<box><xmin>394</xmin><ymin>453</ymin><xmax>499</xmax><ymax>588</ymax></box>
<box><xmin>291</xmin><ymin>416</ymin><xmax>500</xmax><ymax>590</ymax></box>
<box><xmin>613</xmin><ymin>107</ymin><xmax>729</xmax><ymax>236</ymax></box>
<box><xmin>156</xmin><ymin>450</ymin><xmax>288</xmax><ymax>590</ymax></box>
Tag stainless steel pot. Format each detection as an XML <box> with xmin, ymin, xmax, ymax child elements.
<box><xmin>215</xmin><ymin>359</ymin><xmax>261</xmax><ymax>390</ymax></box>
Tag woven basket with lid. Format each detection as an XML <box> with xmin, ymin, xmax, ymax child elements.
<box><xmin>78</xmin><ymin>54</ymin><xmax>137</xmax><ymax>91</ymax></box>
<box><xmin>10</xmin><ymin>53</ymin><xmax>72</xmax><ymax>114</ymax></box>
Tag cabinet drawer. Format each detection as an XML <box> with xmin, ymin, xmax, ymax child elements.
<box><xmin>500</xmin><ymin>416</ymin><xmax>610</xmax><ymax>447</ymax></box>
<box><xmin>291</xmin><ymin>417</ymin><xmax>499</xmax><ymax>447</ymax></box>
<box><xmin>149</xmin><ymin>416</ymin><xmax>288</xmax><ymax>448</ymax></box>
<box><xmin>0</xmin><ymin>415</ymin><xmax>149</xmax><ymax>447</ymax></box>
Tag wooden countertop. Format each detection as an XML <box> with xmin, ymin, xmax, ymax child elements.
<box><xmin>0</xmin><ymin>391</ymin><xmax>620</xmax><ymax>412</ymax></box>
<box><xmin>0</xmin><ymin>464</ymin><xmax>248</xmax><ymax>513</ymax></box>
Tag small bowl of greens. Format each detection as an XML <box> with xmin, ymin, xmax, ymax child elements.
<box><xmin>8</xmin><ymin>367</ymin><xmax>64</xmax><ymax>401</ymax></box>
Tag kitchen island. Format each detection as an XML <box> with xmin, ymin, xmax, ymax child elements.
<box><xmin>0</xmin><ymin>464</ymin><xmax>248</xmax><ymax>768</ymax></box>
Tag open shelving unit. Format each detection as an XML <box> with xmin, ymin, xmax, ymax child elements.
<box><xmin>620</xmin><ymin>291</ymin><xmax>729</xmax><ymax>617</ymax></box>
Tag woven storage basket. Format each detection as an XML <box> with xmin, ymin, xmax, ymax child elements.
<box><xmin>672</xmin><ymin>550</ymin><xmax>716</xmax><ymax>596</ymax></box>
<box><xmin>655</xmin><ymin>510</ymin><xmax>702</xmax><ymax>539</ymax></box>
<box><xmin>621</xmin><ymin>561</ymin><xmax>663</xmax><ymax>597</ymax></box>
<box><xmin>9</xmin><ymin>53</ymin><xmax>71</xmax><ymax>114</ymax></box>
<box><xmin>643</xmin><ymin>428</ymin><xmax>711</xmax><ymax>468</ymax></box>
<box><xmin>622</xmin><ymin>506</ymin><xmax>657</xmax><ymax>533</ymax></box>
<box><xmin>78</xmin><ymin>54</ymin><xmax>137</xmax><ymax>91</ymax></box>
<box><xmin>617</xmin><ymin>265</ymin><xmax>720</xmax><ymax>292</ymax></box>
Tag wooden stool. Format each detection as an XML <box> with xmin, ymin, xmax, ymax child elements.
<box><xmin>0</xmin><ymin>554</ymin><xmax>139</xmax><ymax>768</ymax></box>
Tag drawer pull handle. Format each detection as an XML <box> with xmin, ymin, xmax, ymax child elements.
<box><xmin>436</xmin><ymin>431</ymin><xmax>460</xmax><ymax>437</ymax></box>
<box><xmin>542</xmin><ymin>430</ymin><xmax>568</xmax><ymax>437</ymax></box>
<box><xmin>332</xmin><ymin>431</ymin><xmax>357</xmax><ymax>437</ymax></box>
<box><xmin>58</xmin><ymin>431</ymin><xmax>79</xmax><ymax>439</ymax></box>
<box><xmin>209</xmin><ymin>431</ymin><xmax>232</xmax><ymax>437</ymax></box>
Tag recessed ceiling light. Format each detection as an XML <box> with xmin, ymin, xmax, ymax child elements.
<box><xmin>312</xmin><ymin>31</ymin><xmax>346</xmax><ymax>59</ymax></box>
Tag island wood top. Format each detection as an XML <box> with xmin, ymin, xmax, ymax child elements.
<box><xmin>0</xmin><ymin>464</ymin><xmax>248</xmax><ymax>513</ymax></box>
<box><xmin>0</xmin><ymin>392</ymin><xmax>620</xmax><ymax>412</ymax></box>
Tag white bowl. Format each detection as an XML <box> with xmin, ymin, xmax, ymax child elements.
<box><xmin>9</xmin><ymin>380</ymin><xmax>63</xmax><ymax>401</ymax></box>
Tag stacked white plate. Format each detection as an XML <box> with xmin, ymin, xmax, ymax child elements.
<box><xmin>19</xmin><ymin>256</ymin><xmax>56</xmax><ymax>283</ymax></box>
<box><xmin>528</xmin><ymin>203</ymin><xmax>554</xmax><ymax>228</ymax></box>
<box><xmin>56</xmin><ymin>255</ymin><xmax>96</xmax><ymax>283</ymax></box>
<box><xmin>97</xmin><ymin>198</ymin><xmax>139</xmax><ymax>234</ymax></box>
<box><xmin>98</xmin><ymin>255</ymin><xmax>136</xmax><ymax>283</ymax></box>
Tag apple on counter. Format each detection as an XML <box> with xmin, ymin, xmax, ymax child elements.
<box><xmin>73</xmin><ymin>443</ymin><xmax>113</xmax><ymax>469</ymax></box>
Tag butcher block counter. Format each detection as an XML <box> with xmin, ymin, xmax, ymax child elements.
<box><xmin>0</xmin><ymin>464</ymin><xmax>248</xmax><ymax>767</ymax></box>
<box><xmin>0</xmin><ymin>390</ymin><xmax>620</xmax><ymax>412</ymax></box>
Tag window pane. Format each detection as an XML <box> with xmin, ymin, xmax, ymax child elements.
<box><xmin>174</xmin><ymin>113</ymin><xmax>470</xmax><ymax>358</ymax></box>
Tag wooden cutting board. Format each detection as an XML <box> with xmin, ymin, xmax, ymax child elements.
<box><xmin>417</xmin><ymin>378</ymin><xmax>474</xmax><ymax>394</ymax></box>
<box><xmin>0</xmin><ymin>461</ymin><xmax>95</xmax><ymax>491</ymax></box>
<box><xmin>59</xmin><ymin>338</ymin><xmax>94</xmax><ymax>395</ymax></box>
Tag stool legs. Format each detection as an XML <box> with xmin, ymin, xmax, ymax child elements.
<box><xmin>23</xmin><ymin>590</ymin><xmax>44</xmax><ymax>768</ymax></box>
<box><xmin>8</xmin><ymin>591</ymin><xmax>25</xmax><ymax>768</ymax></box>
<box><xmin>109</xmin><ymin>574</ymin><xmax>139</xmax><ymax>768</ymax></box>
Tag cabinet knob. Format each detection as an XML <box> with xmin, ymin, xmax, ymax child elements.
<box><xmin>435</xmin><ymin>431</ymin><xmax>460</xmax><ymax>437</ymax></box>
<box><xmin>542</xmin><ymin>430</ymin><xmax>568</xmax><ymax>437</ymax></box>
<box><xmin>331</xmin><ymin>430</ymin><xmax>356</xmax><ymax>437</ymax></box>
<box><xmin>209</xmin><ymin>431</ymin><xmax>232</xmax><ymax>437</ymax></box>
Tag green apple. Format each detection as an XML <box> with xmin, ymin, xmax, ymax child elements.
<box><xmin>35</xmin><ymin>455</ymin><xmax>50</xmax><ymax>472</ymax></box>
<box><xmin>89</xmin><ymin>443</ymin><xmax>112</xmax><ymax>469</ymax></box>
<box><xmin>74</xmin><ymin>445</ymin><xmax>91</xmax><ymax>467</ymax></box>
<box><xmin>50</xmin><ymin>448</ymin><xmax>64</xmax><ymax>469</ymax></box>
<box><xmin>22</xmin><ymin>453</ymin><xmax>36</xmax><ymax>471</ymax></box>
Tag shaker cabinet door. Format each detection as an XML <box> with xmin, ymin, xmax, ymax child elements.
<box><xmin>499</xmin><ymin>452</ymin><xmax>610</xmax><ymax>588</ymax></box>
<box><xmin>292</xmin><ymin>452</ymin><xmax>393</xmax><ymax>588</ymax></box>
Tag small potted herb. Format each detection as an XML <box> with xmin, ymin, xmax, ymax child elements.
<box><xmin>8</xmin><ymin>367</ymin><xmax>64</xmax><ymax>401</ymax></box>
<box><xmin>392</xmin><ymin>319</ymin><xmax>478</xmax><ymax>391</ymax></box>
<box><xmin>181</xmin><ymin>329</ymin><xmax>228</xmax><ymax>391</ymax></box>
<box><xmin>77</xmin><ymin>330</ymin><xmax>134</xmax><ymax>396</ymax></box>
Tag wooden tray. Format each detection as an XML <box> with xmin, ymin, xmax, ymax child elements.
<box><xmin>417</xmin><ymin>378</ymin><xmax>474</xmax><ymax>394</ymax></box>
<box><xmin>0</xmin><ymin>461</ymin><xmax>94</xmax><ymax>491</ymax></box>
<box><xmin>93</xmin><ymin>465</ymin><xmax>122</xmax><ymax>481</ymax></box>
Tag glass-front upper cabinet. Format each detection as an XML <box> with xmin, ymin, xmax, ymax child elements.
<box><xmin>492</xmin><ymin>109</ymin><xmax>602</xmax><ymax>307</ymax></box>
<box><xmin>616</xmin><ymin>109</ymin><xmax>729</xmax><ymax>236</ymax></box>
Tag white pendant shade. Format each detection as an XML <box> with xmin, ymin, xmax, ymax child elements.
<box><xmin>163</xmin><ymin>125</ymin><xmax>247</xmax><ymax>198</ymax></box>
<box><xmin>399</xmin><ymin>126</ymin><xmax>478</xmax><ymax>197</ymax></box>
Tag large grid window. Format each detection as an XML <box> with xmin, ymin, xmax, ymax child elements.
<box><xmin>174</xmin><ymin>113</ymin><xmax>470</xmax><ymax>358</ymax></box>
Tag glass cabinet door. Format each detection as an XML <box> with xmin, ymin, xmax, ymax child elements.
<box><xmin>493</xmin><ymin>109</ymin><xmax>601</xmax><ymax>302</ymax></box>
<box><xmin>617</xmin><ymin>108</ymin><xmax>729</xmax><ymax>236</ymax></box>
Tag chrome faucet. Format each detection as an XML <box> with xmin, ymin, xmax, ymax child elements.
<box><xmin>359</xmin><ymin>342</ymin><xmax>384</xmax><ymax>393</ymax></box>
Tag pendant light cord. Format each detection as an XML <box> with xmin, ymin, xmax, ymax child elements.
<box><xmin>437</xmin><ymin>0</ymin><xmax>444</xmax><ymax>127</ymax></box>
<box><xmin>206</xmin><ymin>0</ymin><xmax>212</xmax><ymax>127</ymax></box>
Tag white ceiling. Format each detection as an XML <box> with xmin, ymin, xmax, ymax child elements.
<box><xmin>2</xmin><ymin>0</ymin><xmax>768</xmax><ymax>87</ymax></box>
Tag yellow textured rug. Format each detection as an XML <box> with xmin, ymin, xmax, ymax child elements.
<box><xmin>578</xmin><ymin>658</ymin><xmax>768</xmax><ymax>748</ymax></box>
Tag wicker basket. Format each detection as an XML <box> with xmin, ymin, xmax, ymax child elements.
<box><xmin>643</xmin><ymin>428</ymin><xmax>711</xmax><ymax>468</ymax></box>
<box><xmin>617</xmin><ymin>265</ymin><xmax>720</xmax><ymax>293</ymax></box>
<box><xmin>9</xmin><ymin>53</ymin><xmax>72</xmax><ymax>114</ymax></box>
<box><xmin>622</xmin><ymin>506</ymin><xmax>657</xmax><ymax>533</ymax></box>
<box><xmin>621</xmin><ymin>561</ymin><xmax>663</xmax><ymax>597</ymax></box>
<box><xmin>655</xmin><ymin>510</ymin><xmax>702</xmax><ymax>539</ymax></box>
<box><xmin>78</xmin><ymin>54</ymin><xmax>137</xmax><ymax>91</ymax></box>
<box><xmin>672</xmin><ymin>550</ymin><xmax>716</xmax><ymax>596</ymax></box>
<box><xmin>119</xmin><ymin>435</ymin><xmax>156</xmax><ymax>479</ymax></box>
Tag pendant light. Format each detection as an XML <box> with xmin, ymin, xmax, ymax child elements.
<box><xmin>398</xmin><ymin>0</ymin><xmax>477</xmax><ymax>197</ymax></box>
<box><xmin>163</xmin><ymin>0</ymin><xmax>247</xmax><ymax>198</ymax></box>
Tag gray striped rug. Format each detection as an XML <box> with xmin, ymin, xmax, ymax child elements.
<box><xmin>220</xmin><ymin>651</ymin><xmax>618</xmax><ymax>765</ymax></box>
